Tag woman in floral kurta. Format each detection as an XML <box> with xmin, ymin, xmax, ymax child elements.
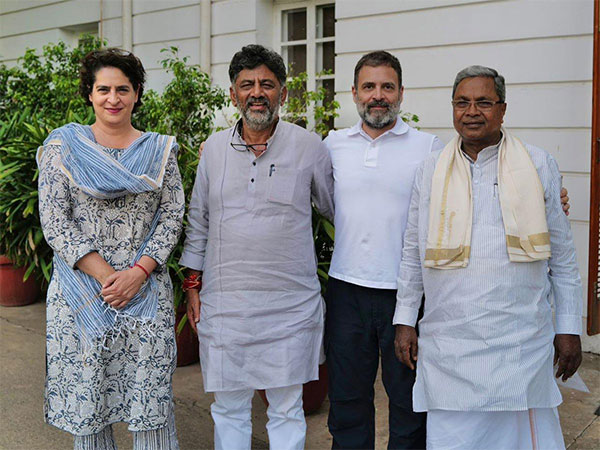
<box><xmin>38</xmin><ymin>48</ymin><xmax>185</xmax><ymax>449</ymax></box>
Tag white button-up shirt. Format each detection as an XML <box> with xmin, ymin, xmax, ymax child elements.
<box><xmin>393</xmin><ymin>140</ymin><xmax>582</xmax><ymax>412</ymax></box>
<box><xmin>323</xmin><ymin>119</ymin><xmax>443</xmax><ymax>289</ymax></box>
<box><xmin>180</xmin><ymin>120</ymin><xmax>334</xmax><ymax>392</ymax></box>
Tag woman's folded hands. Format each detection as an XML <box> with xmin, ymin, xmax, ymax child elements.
<box><xmin>101</xmin><ymin>267</ymin><xmax>146</xmax><ymax>309</ymax></box>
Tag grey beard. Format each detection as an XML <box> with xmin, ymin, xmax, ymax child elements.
<box><xmin>239</xmin><ymin>94</ymin><xmax>282</xmax><ymax>131</ymax></box>
<box><xmin>357</xmin><ymin>101</ymin><xmax>401</xmax><ymax>129</ymax></box>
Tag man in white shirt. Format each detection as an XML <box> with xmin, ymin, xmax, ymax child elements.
<box><xmin>322</xmin><ymin>51</ymin><xmax>443</xmax><ymax>449</ymax></box>
<box><xmin>393</xmin><ymin>65</ymin><xmax>582</xmax><ymax>450</ymax></box>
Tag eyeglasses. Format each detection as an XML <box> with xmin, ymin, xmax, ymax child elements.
<box><xmin>229</xmin><ymin>122</ymin><xmax>268</xmax><ymax>154</ymax></box>
<box><xmin>451</xmin><ymin>100</ymin><xmax>504</xmax><ymax>111</ymax></box>
<box><xmin>230</xmin><ymin>142</ymin><xmax>268</xmax><ymax>153</ymax></box>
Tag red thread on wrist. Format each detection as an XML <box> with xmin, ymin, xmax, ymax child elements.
<box><xmin>132</xmin><ymin>262</ymin><xmax>150</xmax><ymax>279</ymax></box>
<box><xmin>183</xmin><ymin>273</ymin><xmax>202</xmax><ymax>291</ymax></box>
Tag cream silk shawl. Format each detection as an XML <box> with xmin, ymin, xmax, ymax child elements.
<box><xmin>424</xmin><ymin>128</ymin><xmax>551</xmax><ymax>269</ymax></box>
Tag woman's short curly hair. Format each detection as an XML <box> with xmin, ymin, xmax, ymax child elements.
<box><xmin>79</xmin><ymin>48</ymin><xmax>146</xmax><ymax>112</ymax></box>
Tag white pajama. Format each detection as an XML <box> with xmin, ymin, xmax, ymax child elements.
<box><xmin>427</xmin><ymin>408</ymin><xmax>565</xmax><ymax>450</ymax></box>
<box><xmin>211</xmin><ymin>384</ymin><xmax>306</xmax><ymax>450</ymax></box>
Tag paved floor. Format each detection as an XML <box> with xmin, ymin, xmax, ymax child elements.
<box><xmin>1</xmin><ymin>301</ymin><xmax>598</xmax><ymax>449</ymax></box>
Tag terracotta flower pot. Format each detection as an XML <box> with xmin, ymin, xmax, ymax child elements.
<box><xmin>0</xmin><ymin>256</ymin><xmax>40</xmax><ymax>307</ymax></box>
<box><xmin>258</xmin><ymin>363</ymin><xmax>329</xmax><ymax>414</ymax></box>
<box><xmin>175</xmin><ymin>304</ymin><xmax>200</xmax><ymax>367</ymax></box>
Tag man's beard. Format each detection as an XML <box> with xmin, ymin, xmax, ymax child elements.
<box><xmin>356</xmin><ymin>99</ymin><xmax>401</xmax><ymax>129</ymax></box>
<box><xmin>238</xmin><ymin>93</ymin><xmax>282</xmax><ymax>131</ymax></box>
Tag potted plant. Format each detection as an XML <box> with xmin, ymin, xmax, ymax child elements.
<box><xmin>0</xmin><ymin>39</ymin><xmax>105</xmax><ymax>305</ymax></box>
<box><xmin>0</xmin><ymin>255</ymin><xmax>40</xmax><ymax>306</ymax></box>
<box><xmin>0</xmin><ymin>110</ymin><xmax>53</xmax><ymax>306</ymax></box>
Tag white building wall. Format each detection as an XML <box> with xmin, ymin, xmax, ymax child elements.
<box><xmin>0</xmin><ymin>0</ymin><xmax>122</xmax><ymax>65</ymax></box>
<box><xmin>0</xmin><ymin>0</ymin><xmax>208</xmax><ymax>92</ymax></box>
<box><xmin>131</xmin><ymin>0</ymin><xmax>203</xmax><ymax>91</ymax></box>
<box><xmin>210</xmin><ymin>0</ymin><xmax>274</xmax><ymax>84</ymax></box>
<box><xmin>335</xmin><ymin>0</ymin><xmax>597</xmax><ymax>352</ymax></box>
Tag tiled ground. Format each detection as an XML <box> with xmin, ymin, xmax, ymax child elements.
<box><xmin>1</xmin><ymin>301</ymin><xmax>598</xmax><ymax>449</ymax></box>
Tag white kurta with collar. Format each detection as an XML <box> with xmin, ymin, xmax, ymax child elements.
<box><xmin>180</xmin><ymin>120</ymin><xmax>334</xmax><ymax>392</ymax></box>
<box><xmin>393</xmin><ymin>140</ymin><xmax>582</xmax><ymax>412</ymax></box>
<box><xmin>323</xmin><ymin>119</ymin><xmax>443</xmax><ymax>289</ymax></box>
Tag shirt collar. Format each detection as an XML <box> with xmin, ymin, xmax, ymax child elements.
<box><xmin>348</xmin><ymin>117</ymin><xmax>409</xmax><ymax>140</ymax></box>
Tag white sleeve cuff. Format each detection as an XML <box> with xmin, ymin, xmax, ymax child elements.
<box><xmin>393</xmin><ymin>306</ymin><xmax>419</xmax><ymax>327</ymax></box>
<box><xmin>178</xmin><ymin>251</ymin><xmax>205</xmax><ymax>272</ymax></box>
<box><xmin>555</xmin><ymin>314</ymin><xmax>582</xmax><ymax>335</ymax></box>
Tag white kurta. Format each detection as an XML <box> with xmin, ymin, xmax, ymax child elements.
<box><xmin>180</xmin><ymin>120</ymin><xmax>334</xmax><ymax>392</ymax></box>
<box><xmin>393</xmin><ymin>140</ymin><xmax>582</xmax><ymax>412</ymax></box>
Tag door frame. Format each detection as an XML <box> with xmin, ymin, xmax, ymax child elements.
<box><xmin>588</xmin><ymin>0</ymin><xmax>600</xmax><ymax>335</ymax></box>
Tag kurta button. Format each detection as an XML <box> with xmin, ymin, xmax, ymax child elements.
<box><xmin>252</xmin><ymin>162</ymin><xmax>256</xmax><ymax>166</ymax></box>
<box><xmin>251</xmin><ymin>178</ymin><xmax>254</xmax><ymax>182</ymax></box>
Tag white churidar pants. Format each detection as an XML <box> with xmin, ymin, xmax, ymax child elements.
<box><xmin>427</xmin><ymin>407</ymin><xmax>565</xmax><ymax>450</ymax></box>
<box><xmin>211</xmin><ymin>384</ymin><xmax>306</xmax><ymax>450</ymax></box>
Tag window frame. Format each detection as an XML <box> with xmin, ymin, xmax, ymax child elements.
<box><xmin>274</xmin><ymin>0</ymin><xmax>335</xmax><ymax>129</ymax></box>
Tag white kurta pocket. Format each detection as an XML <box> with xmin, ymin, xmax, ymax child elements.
<box><xmin>266</xmin><ymin>168</ymin><xmax>299</xmax><ymax>205</ymax></box>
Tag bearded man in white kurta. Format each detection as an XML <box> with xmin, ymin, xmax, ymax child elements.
<box><xmin>180</xmin><ymin>45</ymin><xmax>334</xmax><ymax>450</ymax></box>
<box><xmin>393</xmin><ymin>66</ymin><xmax>582</xmax><ymax>450</ymax></box>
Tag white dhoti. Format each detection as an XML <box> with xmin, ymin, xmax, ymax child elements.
<box><xmin>427</xmin><ymin>408</ymin><xmax>565</xmax><ymax>450</ymax></box>
<box><xmin>211</xmin><ymin>384</ymin><xmax>306</xmax><ymax>450</ymax></box>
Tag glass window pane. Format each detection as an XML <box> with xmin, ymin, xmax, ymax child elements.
<box><xmin>321</xmin><ymin>78</ymin><xmax>335</xmax><ymax>105</ymax></box>
<box><xmin>286</xmin><ymin>79</ymin><xmax>307</xmax><ymax>129</ymax></box>
<box><xmin>283</xmin><ymin>9</ymin><xmax>306</xmax><ymax>41</ymax></box>
<box><xmin>317</xmin><ymin>41</ymin><xmax>335</xmax><ymax>73</ymax></box>
<box><xmin>317</xmin><ymin>4</ymin><xmax>335</xmax><ymax>38</ymax></box>
<box><xmin>283</xmin><ymin>44</ymin><xmax>307</xmax><ymax>76</ymax></box>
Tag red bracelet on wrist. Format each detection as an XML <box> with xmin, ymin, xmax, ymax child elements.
<box><xmin>183</xmin><ymin>273</ymin><xmax>202</xmax><ymax>291</ymax></box>
<box><xmin>131</xmin><ymin>262</ymin><xmax>150</xmax><ymax>279</ymax></box>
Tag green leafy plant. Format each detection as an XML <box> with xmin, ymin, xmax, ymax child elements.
<box><xmin>0</xmin><ymin>37</ymin><xmax>104</xmax><ymax>286</ymax></box>
<box><xmin>0</xmin><ymin>108</ymin><xmax>96</xmax><ymax>282</ymax></box>
<box><xmin>1</xmin><ymin>38</ymin><xmax>104</xmax><ymax>122</ymax></box>
<box><xmin>282</xmin><ymin>71</ymin><xmax>339</xmax><ymax>138</ymax></box>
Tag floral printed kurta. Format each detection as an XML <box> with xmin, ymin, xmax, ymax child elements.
<box><xmin>38</xmin><ymin>137</ymin><xmax>185</xmax><ymax>435</ymax></box>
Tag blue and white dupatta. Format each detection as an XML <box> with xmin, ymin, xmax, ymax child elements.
<box><xmin>37</xmin><ymin>123</ymin><xmax>177</xmax><ymax>351</ymax></box>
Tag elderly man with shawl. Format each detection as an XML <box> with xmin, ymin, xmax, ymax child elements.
<box><xmin>38</xmin><ymin>48</ymin><xmax>184</xmax><ymax>449</ymax></box>
<box><xmin>180</xmin><ymin>44</ymin><xmax>334</xmax><ymax>450</ymax></box>
<box><xmin>393</xmin><ymin>65</ymin><xmax>583</xmax><ymax>450</ymax></box>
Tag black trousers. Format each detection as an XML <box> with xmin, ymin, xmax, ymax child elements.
<box><xmin>324</xmin><ymin>277</ymin><xmax>426</xmax><ymax>450</ymax></box>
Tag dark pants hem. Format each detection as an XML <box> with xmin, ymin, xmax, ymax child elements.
<box><xmin>325</xmin><ymin>277</ymin><xmax>426</xmax><ymax>450</ymax></box>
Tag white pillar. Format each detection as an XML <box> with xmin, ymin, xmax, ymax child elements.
<box><xmin>200</xmin><ymin>0</ymin><xmax>211</xmax><ymax>73</ymax></box>
<box><xmin>122</xmin><ymin>0</ymin><xmax>133</xmax><ymax>52</ymax></box>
